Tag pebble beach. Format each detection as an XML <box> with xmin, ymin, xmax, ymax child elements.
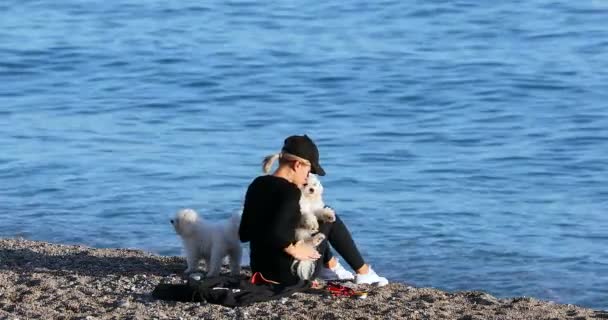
<box><xmin>1</xmin><ymin>238</ymin><xmax>606</xmax><ymax>320</ymax></box>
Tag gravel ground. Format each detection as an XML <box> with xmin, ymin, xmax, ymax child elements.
<box><xmin>1</xmin><ymin>238</ymin><xmax>606</xmax><ymax>320</ymax></box>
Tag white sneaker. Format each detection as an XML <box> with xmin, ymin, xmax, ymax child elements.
<box><xmin>355</xmin><ymin>266</ymin><xmax>388</xmax><ymax>287</ymax></box>
<box><xmin>318</xmin><ymin>260</ymin><xmax>355</xmax><ymax>280</ymax></box>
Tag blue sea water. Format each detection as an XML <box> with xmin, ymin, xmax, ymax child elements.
<box><xmin>1</xmin><ymin>0</ymin><xmax>607</xmax><ymax>309</ymax></box>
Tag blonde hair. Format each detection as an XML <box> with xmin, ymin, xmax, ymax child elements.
<box><xmin>262</xmin><ymin>152</ymin><xmax>311</xmax><ymax>174</ymax></box>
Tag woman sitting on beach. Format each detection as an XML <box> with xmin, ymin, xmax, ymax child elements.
<box><xmin>239</xmin><ymin>134</ymin><xmax>388</xmax><ymax>286</ymax></box>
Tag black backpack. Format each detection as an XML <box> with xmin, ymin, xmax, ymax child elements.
<box><xmin>152</xmin><ymin>274</ymin><xmax>311</xmax><ymax>307</ymax></box>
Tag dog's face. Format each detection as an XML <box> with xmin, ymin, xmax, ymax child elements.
<box><xmin>170</xmin><ymin>209</ymin><xmax>199</xmax><ymax>238</ymax></box>
<box><xmin>301</xmin><ymin>174</ymin><xmax>324</xmax><ymax>200</ymax></box>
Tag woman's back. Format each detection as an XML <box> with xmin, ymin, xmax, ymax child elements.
<box><xmin>239</xmin><ymin>175</ymin><xmax>303</xmax><ymax>284</ymax></box>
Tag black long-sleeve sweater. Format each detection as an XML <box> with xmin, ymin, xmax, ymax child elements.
<box><xmin>239</xmin><ymin>175</ymin><xmax>302</xmax><ymax>284</ymax></box>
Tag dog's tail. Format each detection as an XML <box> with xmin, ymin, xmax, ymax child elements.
<box><xmin>227</xmin><ymin>209</ymin><xmax>242</xmax><ymax>237</ymax></box>
<box><xmin>262</xmin><ymin>153</ymin><xmax>280</xmax><ymax>174</ymax></box>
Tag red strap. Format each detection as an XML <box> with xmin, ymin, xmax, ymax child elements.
<box><xmin>326</xmin><ymin>282</ymin><xmax>356</xmax><ymax>297</ymax></box>
<box><xmin>250</xmin><ymin>272</ymin><xmax>280</xmax><ymax>285</ymax></box>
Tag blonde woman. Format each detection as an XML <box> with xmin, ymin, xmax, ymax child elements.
<box><xmin>239</xmin><ymin>135</ymin><xmax>388</xmax><ymax>286</ymax></box>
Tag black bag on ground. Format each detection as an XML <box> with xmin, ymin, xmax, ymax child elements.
<box><xmin>152</xmin><ymin>275</ymin><xmax>311</xmax><ymax>307</ymax></box>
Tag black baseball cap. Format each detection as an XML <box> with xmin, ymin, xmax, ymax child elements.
<box><xmin>282</xmin><ymin>135</ymin><xmax>325</xmax><ymax>176</ymax></box>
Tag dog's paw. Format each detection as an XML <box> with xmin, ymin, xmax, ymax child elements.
<box><xmin>185</xmin><ymin>265</ymin><xmax>203</xmax><ymax>274</ymax></box>
<box><xmin>311</xmin><ymin>233</ymin><xmax>326</xmax><ymax>247</ymax></box>
<box><xmin>301</xmin><ymin>213</ymin><xmax>319</xmax><ymax>231</ymax></box>
<box><xmin>188</xmin><ymin>272</ymin><xmax>205</xmax><ymax>282</ymax></box>
<box><xmin>230</xmin><ymin>268</ymin><xmax>241</xmax><ymax>277</ymax></box>
<box><xmin>318</xmin><ymin>207</ymin><xmax>336</xmax><ymax>223</ymax></box>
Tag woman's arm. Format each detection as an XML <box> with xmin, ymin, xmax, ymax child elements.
<box><xmin>271</xmin><ymin>190</ymin><xmax>321</xmax><ymax>261</ymax></box>
<box><xmin>239</xmin><ymin>209</ymin><xmax>252</xmax><ymax>243</ymax></box>
<box><xmin>284</xmin><ymin>241</ymin><xmax>321</xmax><ymax>261</ymax></box>
<box><xmin>269</xmin><ymin>189</ymin><xmax>301</xmax><ymax>250</ymax></box>
<box><xmin>239</xmin><ymin>183</ymin><xmax>256</xmax><ymax>243</ymax></box>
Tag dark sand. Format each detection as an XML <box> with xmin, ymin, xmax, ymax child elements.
<box><xmin>1</xmin><ymin>238</ymin><xmax>606</xmax><ymax>320</ymax></box>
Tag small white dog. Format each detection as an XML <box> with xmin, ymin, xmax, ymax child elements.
<box><xmin>171</xmin><ymin>208</ymin><xmax>242</xmax><ymax>277</ymax></box>
<box><xmin>292</xmin><ymin>174</ymin><xmax>336</xmax><ymax>280</ymax></box>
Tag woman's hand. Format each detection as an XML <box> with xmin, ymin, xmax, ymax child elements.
<box><xmin>284</xmin><ymin>241</ymin><xmax>321</xmax><ymax>261</ymax></box>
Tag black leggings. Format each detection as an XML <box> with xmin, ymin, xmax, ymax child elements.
<box><xmin>314</xmin><ymin>214</ymin><xmax>365</xmax><ymax>274</ymax></box>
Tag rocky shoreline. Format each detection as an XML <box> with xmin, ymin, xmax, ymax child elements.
<box><xmin>0</xmin><ymin>238</ymin><xmax>605</xmax><ymax>320</ymax></box>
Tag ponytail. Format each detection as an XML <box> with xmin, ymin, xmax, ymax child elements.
<box><xmin>262</xmin><ymin>152</ymin><xmax>310</xmax><ymax>173</ymax></box>
<box><xmin>262</xmin><ymin>153</ymin><xmax>280</xmax><ymax>173</ymax></box>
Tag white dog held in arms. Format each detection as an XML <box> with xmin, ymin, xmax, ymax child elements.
<box><xmin>171</xmin><ymin>208</ymin><xmax>242</xmax><ymax>277</ymax></box>
<box><xmin>292</xmin><ymin>174</ymin><xmax>336</xmax><ymax>280</ymax></box>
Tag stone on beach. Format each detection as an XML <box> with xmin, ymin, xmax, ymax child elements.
<box><xmin>0</xmin><ymin>238</ymin><xmax>602</xmax><ymax>320</ymax></box>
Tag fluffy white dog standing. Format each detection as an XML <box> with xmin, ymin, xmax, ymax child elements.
<box><xmin>293</xmin><ymin>174</ymin><xmax>336</xmax><ymax>280</ymax></box>
<box><xmin>171</xmin><ymin>208</ymin><xmax>242</xmax><ymax>277</ymax></box>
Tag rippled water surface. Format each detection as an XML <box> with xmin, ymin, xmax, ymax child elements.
<box><xmin>1</xmin><ymin>0</ymin><xmax>607</xmax><ymax>309</ymax></box>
